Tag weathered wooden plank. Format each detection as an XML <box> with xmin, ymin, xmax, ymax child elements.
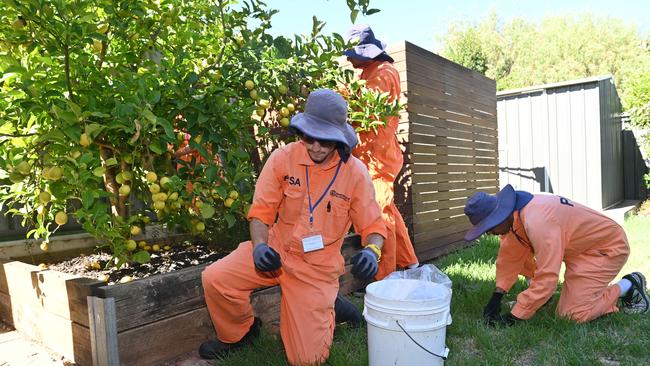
<box><xmin>411</xmin><ymin>153</ymin><xmax>497</xmax><ymax>166</ymax></box>
<box><xmin>0</xmin><ymin>260</ymin><xmax>7</xmax><ymax>294</ymax></box>
<box><xmin>414</xmin><ymin>198</ymin><xmax>467</xmax><ymax>212</ymax></box>
<box><xmin>405</xmin><ymin>60</ymin><xmax>495</xmax><ymax>103</ymax></box>
<box><xmin>95</xmin><ymin>264</ymin><xmax>209</xmax><ymax>332</ymax></box>
<box><xmin>1</xmin><ymin>262</ymin><xmax>102</xmax><ymax>327</ymax></box>
<box><xmin>414</xmin><ymin>206</ymin><xmax>466</xmax><ymax>224</ymax></box>
<box><xmin>88</xmin><ymin>296</ymin><xmax>119</xmax><ymax>366</ymax></box>
<box><xmin>413</xmin><ymin>219</ymin><xmax>470</xmax><ymax>239</ymax></box>
<box><xmin>405</xmin><ymin>42</ymin><xmax>496</xmax><ymax>92</ymax></box>
<box><xmin>72</xmin><ymin>322</ymin><xmax>94</xmax><ymax>366</ymax></box>
<box><xmin>411</xmin><ymin>171</ymin><xmax>498</xmax><ymax>183</ymax></box>
<box><xmin>117</xmin><ymin>307</ymin><xmax>215</xmax><ymax>366</ymax></box>
<box><xmin>405</xmin><ymin>70</ymin><xmax>496</xmax><ymax>109</ymax></box>
<box><xmin>409</xmin><ymin>114</ymin><xmax>497</xmax><ymax>138</ymax></box>
<box><xmin>407</xmin><ymin>82</ymin><xmax>496</xmax><ymax>114</ymax></box>
<box><xmin>412</xmin><ymin>163</ymin><xmax>498</xmax><ymax>175</ymax></box>
<box><xmin>416</xmin><ymin>236</ymin><xmax>474</xmax><ymax>263</ymax></box>
<box><xmin>412</xmin><ymin>187</ymin><xmax>498</xmax><ymax>205</ymax></box>
<box><xmin>410</xmin><ymin>134</ymin><xmax>495</xmax><ymax>149</ymax></box>
<box><xmin>411</xmin><ymin>216</ymin><xmax>468</xmax><ymax>233</ymax></box>
<box><xmin>0</xmin><ymin>291</ymin><xmax>12</xmax><ymax>327</ymax></box>
<box><xmin>409</xmin><ymin>119</ymin><xmax>497</xmax><ymax>144</ymax></box>
<box><xmin>408</xmin><ymin>103</ymin><xmax>497</xmax><ymax>130</ymax></box>
<box><xmin>410</xmin><ymin>123</ymin><xmax>497</xmax><ymax>145</ymax></box>
<box><xmin>6</xmin><ymin>292</ymin><xmax>85</xmax><ymax>363</ymax></box>
<box><xmin>413</xmin><ymin>180</ymin><xmax>498</xmax><ymax>193</ymax></box>
<box><xmin>410</xmin><ymin>144</ymin><xmax>498</xmax><ymax>158</ymax></box>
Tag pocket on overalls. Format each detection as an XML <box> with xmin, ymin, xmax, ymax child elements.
<box><xmin>278</xmin><ymin>188</ymin><xmax>304</xmax><ymax>224</ymax></box>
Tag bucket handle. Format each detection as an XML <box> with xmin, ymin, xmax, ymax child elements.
<box><xmin>396</xmin><ymin>320</ymin><xmax>449</xmax><ymax>360</ymax></box>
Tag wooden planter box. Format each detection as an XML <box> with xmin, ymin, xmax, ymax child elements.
<box><xmin>0</xmin><ymin>235</ymin><xmax>366</xmax><ymax>366</ymax></box>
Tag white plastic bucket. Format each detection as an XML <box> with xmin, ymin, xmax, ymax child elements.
<box><xmin>364</xmin><ymin>279</ymin><xmax>452</xmax><ymax>366</ymax></box>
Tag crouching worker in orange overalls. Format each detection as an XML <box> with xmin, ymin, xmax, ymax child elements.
<box><xmin>199</xmin><ymin>89</ymin><xmax>387</xmax><ymax>365</ymax></box>
<box><xmin>463</xmin><ymin>184</ymin><xmax>649</xmax><ymax>326</ymax></box>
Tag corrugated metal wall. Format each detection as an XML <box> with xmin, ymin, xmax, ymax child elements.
<box><xmin>598</xmin><ymin>78</ymin><xmax>624</xmax><ymax>207</ymax></box>
<box><xmin>497</xmin><ymin>76</ymin><xmax>623</xmax><ymax>210</ymax></box>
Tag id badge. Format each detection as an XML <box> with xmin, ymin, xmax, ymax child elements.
<box><xmin>301</xmin><ymin>231</ymin><xmax>324</xmax><ymax>253</ymax></box>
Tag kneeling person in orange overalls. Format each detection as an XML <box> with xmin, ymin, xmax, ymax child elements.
<box><xmin>199</xmin><ymin>89</ymin><xmax>387</xmax><ymax>365</ymax></box>
<box><xmin>464</xmin><ymin>184</ymin><xmax>649</xmax><ymax>325</ymax></box>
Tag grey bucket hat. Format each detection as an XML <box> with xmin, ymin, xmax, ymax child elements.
<box><xmin>290</xmin><ymin>89</ymin><xmax>358</xmax><ymax>149</ymax></box>
<box><xmin>343</xmin><ymin>24</ymin><xmax>394</xmax><ymax>63</ymax></box>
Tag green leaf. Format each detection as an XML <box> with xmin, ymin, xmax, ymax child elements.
<box><xmin>142</xmin><ymin>109</ymin><xmax>157</xmax><ymax>124</ymax></box>
<box><xmin>82</xmin><ymin>191</ymin><xmax>94</xmax><ymax>209</ymax></box>
<box><xmin>105</xmin><ymin>157</ymin><xmax>118</xmax><ymax>167</ymax></box>
<box><xmin>224</xmin><ymin>213</ymin><xmax>236</xmax><ymax>228</ymax></box>
<box><xmin>66</xmin><ymin>100</ymin><xmax>82</xmax><ymax>118</ymax></box>
<box><xmin>200</xmin><ymin>204</ymin><xmax>215</xmax><ymax>219</ymax></box>
<box><xmin>198</xmin><ymin>112</ymin><xmax>208</xmax><ymax>124</ymax></box>
<box><xmin>157</xmin><ymin>117</ymin><xmax>175</xmax><ymax>139</ymax></box>
<box><xmin>132</xmin><ymin>250</ymin><xmax>151</xmax><ymax>264</ymax></box>
<box><xmin>62</xmin><ymin>125</ymin><xmax>81</xmax><ymax>141</ymax></box>
<box><xmin>85</xmin><ymin>123</ymin><xmax>104</xmax><ymax>138</ymax></box>
<box><xmin>52</xmin><ymin>105</ymin><xmax>78</xmax><ymax>124</ymax></box>
<box><xmin>149</xmin><ymin>140</ymin><xmax>165</xmax><ymax>154</ymax></box>
<box><xmin>350</xmin><ymin>9</ymin><xmax>359</xmax><ymax>24</ymax></box>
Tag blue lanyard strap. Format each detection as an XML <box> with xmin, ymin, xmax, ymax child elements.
<box><xmin>306</xmin><ymin>159</ymin><xmax>343</xmax><ymax>226</ymax></box>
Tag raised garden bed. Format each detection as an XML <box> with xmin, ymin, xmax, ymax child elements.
<box><xmin>0</xmin><ymin>234</ymin><xmax>366</xmax><ymax>366</ymax></box>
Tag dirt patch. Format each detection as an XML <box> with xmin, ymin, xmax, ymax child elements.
<box><xmin>637</xmin><ymin>199</ymin><xmax>650</xmax><ymax>216</ymax></box>
<box><xmin>598</xmin><ymin>356</ymin><xmax>620</xmax><ymax>366</ymax></box>
<box><xmin>46</xmin><ymin>240</ymin><xmax>227</xmax><ymax>285</ymax></box>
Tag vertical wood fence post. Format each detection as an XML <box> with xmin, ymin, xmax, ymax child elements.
<box><xmin>88</xmin><ymin>296</ymin><xmax>119</xmax><ymax>366</ymax></box>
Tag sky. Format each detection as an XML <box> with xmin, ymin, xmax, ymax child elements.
<box><xmin>265</xmin><ymin>0</ymin><xmax>650</xmax><ymax>53</ymax></box>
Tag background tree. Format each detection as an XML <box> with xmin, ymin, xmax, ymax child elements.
<box><xmin>441</xmin><ymin>12</ymin><xmax>650</xmax><ymax>132</ymax></box>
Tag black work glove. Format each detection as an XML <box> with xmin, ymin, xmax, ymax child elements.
<box><xmin>350</xmin><ymin>248</ymin><xmax>378</xmax><ymax>279</ymax></box>
<box><xmin>483</xmin><ymin>292</ymin><xmax>504</xmax><ymax>325</ymax></box>
<box><xmin>495</xmin><ymin>313</ymin><xmax>523</xmax><ymax>326</ymax></box>
<box><xmin>253</xmin><ymin>243</ymin><xmax>281</xmax><ymax>272</ymax></box>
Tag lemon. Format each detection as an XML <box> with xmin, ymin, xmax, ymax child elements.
<box><xmin>55</xmin><ymin>211</ymin><xmax>69</xmax><ymax>225</ymax></box>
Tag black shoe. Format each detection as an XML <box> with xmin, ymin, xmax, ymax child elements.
<box><xmin>621</xmin><ymin>272</ymin><xmax>650</xmax><ymax>314</ymax></box>
<box><xmin>334</xmin><ymin>294</ymin><xmax>363</xmax><ymax>328</ymax></box>
<box><xmin>199</xmin><ymin>317</ymin><xmax>261</xmax><ymax>359</ymax></box>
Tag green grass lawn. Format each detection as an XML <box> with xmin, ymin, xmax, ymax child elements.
<box><xmin>215</xmin><ymin>213</ymin><xmax>650</xmax><ymax>365</ymax></box>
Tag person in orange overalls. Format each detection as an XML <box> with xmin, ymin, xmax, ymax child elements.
<box><xmin>199</xmin><ymin>89</ymin><xmax>387</xmax><ymax>365</ymax></box>
<box><xmin>343</xmin><ymin>24</ymin><xmax>419</xmax><ymax>280</ymax></box>
<box><xmin>464</xmin><ymin>184</ymin><xmax>649</xmax><ymax>325</ymax></box>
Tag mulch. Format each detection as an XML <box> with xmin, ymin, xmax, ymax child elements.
<box><xmin>45</xmin><ymin>240</ymin><xmax>227</xmax><ymax>285</ymax></box>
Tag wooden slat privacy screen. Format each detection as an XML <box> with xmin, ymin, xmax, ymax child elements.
<box><xmin>388</xmin><ymin>41</ymin><xmax>498</xmax><ymax>261</ymax></box>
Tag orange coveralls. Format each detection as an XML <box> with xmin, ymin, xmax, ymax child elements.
<box><xmin>353</xmin><ymin>60</ymin><xmax>419</xmax><ymax>279</ymax></box>
<box><xmin>202</xmin><ymin>141</ymin><xmax>386</xmax><ymax>365</ymax></box>
<box><xmin>495</xmin><ymin>194</ymin><xmax>629</xmax><ymax>323</ymax></box>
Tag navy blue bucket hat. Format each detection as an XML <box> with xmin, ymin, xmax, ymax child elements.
<box><xmin>464</xmin><ymin>184</ymin><xmax>516</xmax><ymax>241</ymax></box>
<box><xmin>343</xmin><ymin>24</ymin><xmax>394</xmax><ymax>63</ymax></box>
<box><xmin>290</xmin><ymin>89</ymin><xmax>358</xmax><ymax>150</ymax></box>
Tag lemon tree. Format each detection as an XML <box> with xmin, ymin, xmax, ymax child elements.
<box><xmin>0</xmin><ymin>0</ymin><xmax>389</xmax><ymax>267</ymax></box>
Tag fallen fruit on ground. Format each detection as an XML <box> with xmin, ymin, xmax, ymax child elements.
<box><xmin>126</xmin><ymin>240</ymin><xmax>137</xmax><ymax>251</ymax></box>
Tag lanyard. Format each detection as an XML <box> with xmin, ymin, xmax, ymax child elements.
<box><xmin>305</xmin><ymin>159</ymin><xmax>343</xmax><ymax>226</ymax></box>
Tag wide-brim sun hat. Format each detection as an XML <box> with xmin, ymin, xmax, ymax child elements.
<box><xmin>290</xmin><ymin>89</ymin><xmax>358</xmax><ymax>149</ymax></box>
<box><xmin>343</xmin><ymin>24</ymin><xmax>394</xmax><ymax>63</ymax></box>
<box><xmin>464</xmin><ymin>184</ymin><xmax>516</xmax><ymax>241</ymax></box>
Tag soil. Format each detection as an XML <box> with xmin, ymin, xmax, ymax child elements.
<box><xmin>638</xmin><ymin>199</ymin><xmax>650</xmax><ymax>216</ymax></box>
<box><xmin>46</xmin><ymin>239</ymin><xmax>227</xmax><ymax>285</ymax></box>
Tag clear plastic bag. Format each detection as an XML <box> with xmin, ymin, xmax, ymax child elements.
<box><xmin>385</xmin><ymin>264</ymin><xmax>452</xmax><ymax>290</ymax></box>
